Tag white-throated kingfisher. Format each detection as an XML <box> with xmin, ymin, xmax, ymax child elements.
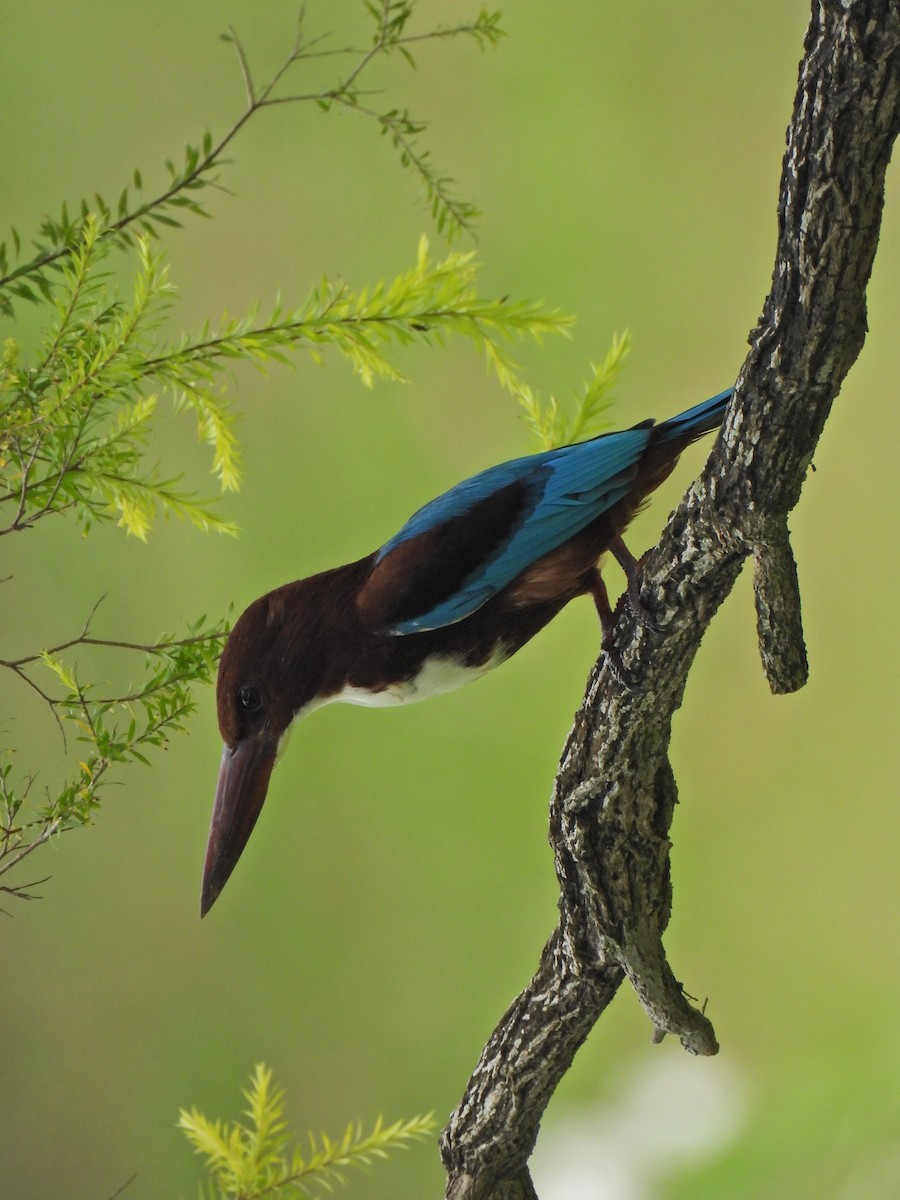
<box><xmin>201</xmin><ymin>387</ymin><xmax>732</xmax><ymax>914</ymax></box>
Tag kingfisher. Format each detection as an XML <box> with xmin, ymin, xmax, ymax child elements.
<box><xmin>201</xmin><ymin>387</ymin><xmax>732</xmax><ymax>914</ymax></box>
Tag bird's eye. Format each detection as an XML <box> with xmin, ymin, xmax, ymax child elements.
<box><xmin>237</xmin><ymin>683</ymin><xmax>263</xmax><ymax>715</ymax></box>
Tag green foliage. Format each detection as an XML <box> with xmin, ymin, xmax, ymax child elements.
<box><xmin>319</xmin><ymin>3</ymin><xmax>505</xmax><ymax>239</ymax></box>
<box><xmin>0</xmin><ymin>218</ymin><xmax>237</xmax><ymax>540</ymax></box>
<box><xmin>0</xmin><ymin>226</ymin><xmax>568</xmax><ymax>544</ymax></box>
<box><xmin>517</xmin><ymin>329</ymin><xmax>632</xmax><ymax>449</ymax></box>
<box><xmin>0</xmin><ymin>612</ymin><xmax>228</xmax><ymax>899</ymax></box>
<box><xmin>0</xmin><ymin>2</ymin><xmax>504</xmax><ymax>315</ymax></box>
<box><xmin>0</xmin><ymin>2</ymin><xmax>571</xmax><ymax>905</ymax></box>
<box><xmin>150</xmin><ymin>232</ymin><xmax>571</xmax><ymax>411</ymax></box>
<box><xmin>179</xmin><ymin>1063</ymin><xmax>435</xmax><ymax>1200</ymax></box>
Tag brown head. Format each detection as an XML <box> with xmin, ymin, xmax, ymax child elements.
<box><xmin>202</xmin><ymin>565</ymin><xmax>371</xmax><ymax>915</ymax></box>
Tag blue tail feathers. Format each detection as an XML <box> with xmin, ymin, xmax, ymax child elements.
<box><xmin>656</xmin><ymin>387</ymin><xmax>733</xmax><ymax>442</ymax></box>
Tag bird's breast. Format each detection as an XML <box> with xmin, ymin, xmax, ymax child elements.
<box><xmin>334</xmin><ymin>643</ymin><xmax>510</xmax><ymax>709</ymax></box>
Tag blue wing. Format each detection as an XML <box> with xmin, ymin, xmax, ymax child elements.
<box><xmin>361</xmin><ymin>389</ymin><xmax>732</xmax><ymax>635</ymax></box>
<box><xmin>361</xmin><ymin>428</ymin><xmax>649</xmax><ymax>634</ymax></box>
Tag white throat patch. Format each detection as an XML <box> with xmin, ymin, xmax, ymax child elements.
<box><xmin>296</xmin><ymin>644</ymin><xmax>509</xmax><ymax>724</ymax></box>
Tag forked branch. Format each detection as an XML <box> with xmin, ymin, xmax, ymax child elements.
<box><xmin>441</xmin><ymin>3</ymin><xmax>900</xmax><ymax>1197</ymax></box>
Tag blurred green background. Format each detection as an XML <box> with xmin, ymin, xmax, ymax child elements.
<box><xmin>2</xmin><ymin>2</ymin><xmax>898</xmax><ymax>1198</ymax></box>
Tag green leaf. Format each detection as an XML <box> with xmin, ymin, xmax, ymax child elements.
<box><xmin>518</xmin><ymin>329</ymin><xmax>632</xmax><ymax>449</ymax></box>
<box><xmin>179</xmin><ymin>1063</ymin><xmax>435</xmax><ymax>1199</ymax></box>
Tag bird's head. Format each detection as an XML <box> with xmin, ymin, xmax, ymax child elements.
<box><xmin>201</xmin><ymin>588</ymin><xmax>298</xmax><ymax>916</ymax></box>
<box><xmin>201</xmin><ymin>563</ymin><xmax>371</xmax><ymax>916</ymax></box>
<box><xmin>202</xmin><ymin>575</ymin><xmax>344</xmax><ymax>916</ymax></box>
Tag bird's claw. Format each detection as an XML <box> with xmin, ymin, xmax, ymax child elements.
<box><xmin>625</xmin><ymin>574</ymin><xmax>664</xmax><ymax>635</ymax></box>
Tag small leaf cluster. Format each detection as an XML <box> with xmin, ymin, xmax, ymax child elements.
<box><xmin>0</xmin><ymin>134</ymin><xmax>216</xmax><ymax>318</ymax></box>
<box><xmin>322</xmin><ymin>3</ymin><xmax>505</xmax><ymax>239</ymax></box>
<box><xmin>0</xmin><ymin>615</ymin><xmax>227</xmax><ymax>900</ymax></box>
<box><xmin>517</xmin><ymin>329</ymin><xmax>632</xmax><ymax>449</ymax></box>
<box><xmin>0</xmin><ymin>218</ymin><xmax>238</xmax><ymax>540</ymax></box>
<box><xmin>179</xmin><ymin>1063</ymin><xmax>435</xmax><ymax>1200</ymax></box>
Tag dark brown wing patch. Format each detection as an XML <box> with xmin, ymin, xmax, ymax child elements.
<box><xmin>357</xmin><ymin>478</ymin><xmax>533</xmax><ymax>631</ymax></box>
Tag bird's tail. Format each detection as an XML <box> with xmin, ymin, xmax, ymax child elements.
<box><xmin>656</xmin><ymin>387</ymin><xmax>733</xmax><ymax>443</ymax></box>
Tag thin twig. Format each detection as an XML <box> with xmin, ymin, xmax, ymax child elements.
<box><xmin>104</xmin><ymin>1172</ymin><xmax>138</xmax><ymax>1200</ymax></box>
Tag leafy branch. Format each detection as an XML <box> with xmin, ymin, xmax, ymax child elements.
<box><xmin>146</xmin><ymin>233</ymin><xmax>572</xmax><ymax>396</ymax></box>
<box><xmin>0</xmin><ymin>2</ymin><xmax>503</xmax><ymax>314</ymax></box>
<box><xmin>0</xmin><ymin>3</ymin><xmax>573</xmax><ymax>905</ymax></box>
<box><xmin>0</xmin><ymin>220</ymin><xmax>238</xmax><ymax>540</ymax></box>
<box><xmin>0</xmin><ymin>224</ymin><xmax>571</xmax><ymax>542</ymax></box>
<box><xmin>179</xmin><ymin>1063</ymin><xmax>435</xmax><ymax>1200</ymax></box>
<box><xmin>0</xmin><ymin>608</ymin><xmax>228</xmax><ymax>898</ymax></box>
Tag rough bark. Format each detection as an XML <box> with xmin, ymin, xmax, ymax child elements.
<box><xmin>441</xmin><ymin>3</ymin><xmax>900</xmax><ymax>1198</ymax></box>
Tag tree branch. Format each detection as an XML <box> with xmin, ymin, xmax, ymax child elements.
<box><xmin>441</xmin><ymin>3</ymin><xmax>900</xmax><ymax>1197</ymax></box>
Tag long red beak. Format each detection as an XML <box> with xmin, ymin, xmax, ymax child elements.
<box><xmin>201</xmin><ymin>735</ymin><xmax>277</xmax><ymax>916</ymax></box>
